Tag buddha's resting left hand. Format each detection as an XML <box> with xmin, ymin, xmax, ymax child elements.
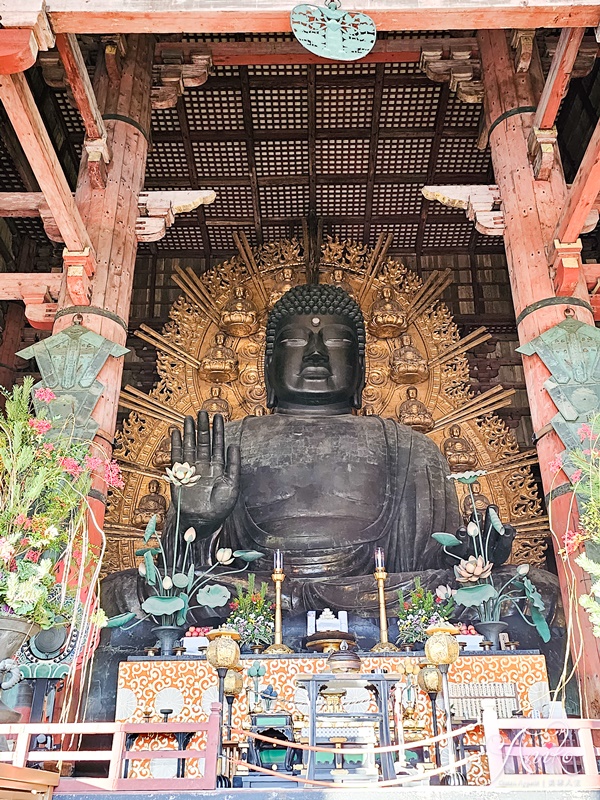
<box><xmin>170</xmin><ymin>412</ymin><xmax>240</xmax><ymax>530</ymax></box>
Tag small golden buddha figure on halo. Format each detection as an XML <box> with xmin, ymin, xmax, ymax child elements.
<box><xmin>390</xmin><ymin>333</ymin><xmax>429</xmax><ymax>385</ymax></box>
<box><xmin>198</xmin><ymin>332</ymin><xmax>239</xmax><ymax>383</ymax></box>
<box><xmin>397</xmin><ymin>386</ymin><xmax>434</xmax><ymax>433</ymax></box>
<box><xmin>253</xmin><ymin>405</ymin><xmax>268</xmax><ymax>416</ymax></box>
<box><xmin>462</xmin><ymin>481</ymin><xmax>491</xmax><ymax>521</ymax></box>
<box><xmin>133</xmin><ymin>479</ymin><xmax>167</xmax><ymax>530</ymax></box>
<box><xmin>328</xmin><ymin>268</ymin><xmax>354</xmax><ymax>297</ymax></box>
<box><xmin>153</xmin><ymin>426</ymin><xmax>177</xmax><ymax>468</ymax></box>
<box><xmin>368</xmin><ymin>286</ymin><xmax>407</xmax><ymax>338</ymax></box>
<box><xmin>201</xmin><ymin>386</ymin><xmax>231</xmax><ymax>422</ymax></box>
<box><xmin>443</xmin><ymin>424</ymin><xmax>478</xmax><ymax>471</ymax></box>
<box><xmin>269</xmin><ymin>267</ymin><xmax>298</xmax><ymax>308</ymax></box>
<box><xmin>220</xmin><ymin>285</ymin><xmax>259</xmax><ymax>337</ymax></box>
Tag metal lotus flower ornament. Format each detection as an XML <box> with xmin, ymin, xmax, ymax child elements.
<box><xmin>291</xmin><ymin>0</ymin><xmax>377</xmax><ymax>61</ymax></box>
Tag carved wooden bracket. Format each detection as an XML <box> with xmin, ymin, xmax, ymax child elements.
<box><xmin>152</xmin><ymin>47</ymin><xmax>212</xmax><ymax>109</ymax></box>
<box><xmin>419</xmin><ymin>42</ymin><xmax>483</xmax><ymax>103</ymax></box>
<box><xmin>511</xmin><ymin>29</ymin><xmax>535</xmax><ymax>73</ymax></box>
<box><xmin>542</xmin><ymin>35</ymin><xmax>598</xmax><ymax>80</ymax></box>
<box><xmin>422</xmin><ymin>185</ymin><xmax>504</xmax><ymax>236</ymax></box>
<box><xmin>135</xmin><ymin>190</ymin><xmax>216</xmax><ymax>242</ymax></box>
<box><xmin>0</xmin><ymin>272</ymin><xmax>61</xmax><ymax>330</ymax></box>
<box><xmin>551</xmin><ymin>238</ymin><xmax>583</xmax><ymax>296</ymax></box>
<box><xmin>102</xmin><ymin>35</ymin><xmax>127</xmax><ymax>84</ymax></box>
<box><xmin>63</xmin><ymin>246</ymin><xmax>96</xmax><ymax>306</ymax></box>
<box><xmin>527</xmin><ymin>126</ymin><xmax>557</xmax><ymax>181</ymax></box>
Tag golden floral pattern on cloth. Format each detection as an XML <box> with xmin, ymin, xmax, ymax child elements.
<box><xmin>118</xmin><ymin>653</ymin><xmax>547</xmax><ymax>784</ymax></box>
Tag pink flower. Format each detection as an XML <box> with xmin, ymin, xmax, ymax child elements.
<box><xmin>14</xmin><ymin>514</ymin><xmax>27</xmax><ymax>527</ymax></box>
<box><xmin>571</xmin><ymin>469</ymin><xmax>583</xmax><ymax>483</ymax></box>
<box><xmin>84</xmin><ymin>455</ymin><xmax>104</xmax><ymax>472</ymax></box>
<box><xmin>578</xmin><ymin>423</ymin><xmax>593</xmax><ymax>441</ymax></box>
<box><xmin>24</xmin><ymin>550</ymin><xmax>40</xmax><ymax>563</ymax></box>
<box><xmin>584</xmin><ymin>449</ymin><xmax>591</xmax><ymax>456</ymax></box>
<box><xmin>28</xmin><ymin>418</ymin><xmax>52</xmax><ymax>435</ymax></box>
<box><xmin>43</xmin><ymin>442</ymin><xmax>54</xmax><ymax>452</ymax></box>
<box><xmin>34</xmin><ymin>387</ymin><xmax>56</xmax><ymax>403</ymax></box>
<box><xmin>104</xmin><ymin>459</ymin><xmax>124</xmax><ymax>489</ymax></box>
<box><xmin>563</xmin><ymin>528</ymin><xmax>587</xmax><ymax>556</ymax></box>
<box><xmin>22</xmin><ymin>519</ymin><xmax>32</xmax><ymax>531</ymax></box>
<box><xmin>548</xmin><ymin>456</ymin><xmax>563</xmax><ymax>474</ymax></box>
<box><xmin>59</xmin><ymin>457</ymin><xmax>83</xmax><ymax>479</ymax></box>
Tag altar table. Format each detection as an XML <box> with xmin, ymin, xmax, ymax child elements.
<box><xmin>116</xmin><ymin>651</ymin><xmax>548</xmax><ymax>785</ymax></box>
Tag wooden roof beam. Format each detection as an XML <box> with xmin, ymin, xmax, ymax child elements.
<box><xmin>554</xmin><ymin>114</ymin><xmax>600</xmax><ymax>246</ymax></box>
<box><xmin>0</xmin><ymin>29</ymin><xmax>38</xmax><ymax>74</ymax></box>
<box><xmin>535</xmin><ymin>28</ymin><xmax>586</xmax><ymax>130</ymax></box>
<box><xmin>55</xmin><ymin>33</ymin><xmax>110</xmax><ymax>189</ymax></box>
<box><xmin>0</xmin><ymin>72</ymin><xmax>95</xmax><ymax>261</ymax></box>
<box><xmin>528</xmin><ymin>28</ymin><xmax>586</xmax><ymax>180</ymax></box>
<box><xmin>7</xmin><ymin>1</ymin><xmax>600</xmax><ymax>35</ymax></box>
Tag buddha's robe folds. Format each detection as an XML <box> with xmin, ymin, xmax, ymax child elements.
<box><xmin>182</xmin><ymin>413</ymin><xmax>460</xmax><ymax>614</ymax></box>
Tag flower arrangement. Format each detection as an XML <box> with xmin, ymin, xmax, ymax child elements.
<box><xmin>111</xmin><ymin>460</ymin><xmax>264</xmax><ymax>633</ymax></box>
<box><xmin>433</xmin><ymin>471</ymin><xmax>550</xmax><ymax>642</ymax></box>
<box><xmin>555</xmin><ymin>418</ymin><xmax>600</xmax><ymax>635</ymax></box>
<box><xmin>396</xmin><ymin>578</ymin><xmax>455</xmax><ymax>645</ymax></box>
<box><xmin>225</xmin><ymin>573</ymin><xmax>275</xmax><ymax>647</ymax></box>
<box><xmin>0</xmin><ymin>378</ymin><xmax>123</xmax><ymax>629</ymax></box>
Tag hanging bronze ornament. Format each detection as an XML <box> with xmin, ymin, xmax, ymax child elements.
<box><xmin>291</xmin><ymin>0</ymin><xmax>377</xmax><ymax>61</ymax></box>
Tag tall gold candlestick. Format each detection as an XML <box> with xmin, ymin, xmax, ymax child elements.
<box><xmin>371</xmin><ymin>566</ymin><xmax>399</xmax><ymax>653</ymax></box>
<box><xmin>264</xmin><ymin>568</ymin><xmax>294</xmax><ymax>654</ymax></box>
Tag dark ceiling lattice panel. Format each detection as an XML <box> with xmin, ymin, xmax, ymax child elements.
<box><xmin>380</xmin><ymin>85</ymin><xmax>441</xmax><ymax>129</ymax></box>
<box><xmin>376</xmin><ymin>138</ymin><xmax>432</xmax><ymax>173</ymax></box>
<box><xmin>316</xmin><ymin>184</ymin><xmax>369</xmax><ymax>216</ymax></box>
<box><xmin>315</xmin><ymin>139</ymin><xmax>371</xmax><ymax>174</ymax></box>
<box><xmin>255</xmin><ymin>140</ymin><xmax>309</xmax><ymax>175</ymax></box>
<box><xmin>323</xmin><ymin>222</ymin><xmax>365</xmax><ymax>242</ymax></box>
<box><xmin>0</xmin><ymin>138</ymin><xmax>26</xmax><ymax>191</ymax></box>
<box><xmin>422</xmin><ymin>221</ymin><xmax>474</xmax><ymax>248</ymax></box>
<box><xmin>185</xmin><ymin>88</ymin><xmax>245</xmax><ymax>132</ymax></box>
<box><xmin>251</xmin><ymin>87</ymin><xmax>309</xmax><ymax>129</ymax></box>
<box><xmin>0</xmin><ymin>32</ymin><xmax>506</xmax><ymax>271</ymax></box>
<box><xmin>372</xmin><ymin>183</ymin><xmax>423</xmax><ymax>215</ymax></box>
<box><xmin>203</xmin><ymin>184</ymin><xmax>254</xmax><ymax>217</ymax></box>
<box><xmin>316</xmin><ymin>86</ymin><xmax>374</xmax><ymax>129</ymax></box>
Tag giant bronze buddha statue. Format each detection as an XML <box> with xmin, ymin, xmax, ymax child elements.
<box><xmin>103</xmin><ymin>284</ymin><xmax>555</xmax><ymax>620</ymax></box>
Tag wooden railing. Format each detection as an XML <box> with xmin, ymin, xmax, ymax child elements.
<box><xmin>482</xmin><ymin>699</ymin><xmax>600</xmax><ymax>788</ymax></box>
<box><xmin>0</xmin><ymin>702</ymin><xmax>221</xmax><ymax>793</ymax></box>
<box><xmin>0</xmin><ymin>762</ymin><xmax>59</xmax><ymax>799</ymax></box>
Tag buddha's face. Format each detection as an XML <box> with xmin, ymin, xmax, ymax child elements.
<box><xmin>267</xmin><ymin>314</ymin><xmax>363</xmax><ymax>409</ymax></box>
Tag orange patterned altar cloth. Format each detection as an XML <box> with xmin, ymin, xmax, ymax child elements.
<box><xmin>117</xmin><ymin>652</ymin><xmax>547</xmax><ymax>784</ymax></box>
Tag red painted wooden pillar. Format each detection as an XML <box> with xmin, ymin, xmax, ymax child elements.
<box><xmin>52</xmin><ymin>35</ymin><xmax>154</xmax><ymax>540</ymax></box>
<box><xmin>479</xmin><ymin>29</ymin><xmax>600</xmax><ymax>715</ymax></box>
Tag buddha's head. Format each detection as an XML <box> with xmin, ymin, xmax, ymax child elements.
<box><xmin>148</xmin><ymin>479</ymin><xmax>161</xmax><ymax>494</ymax></box>
<box><xmin>265</xmin><ymin>284</ymin><xmax>366</xmax><ymax>412</ymax></box>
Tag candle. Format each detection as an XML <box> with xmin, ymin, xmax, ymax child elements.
<box><xmin>374</xmin><ymin>547</ymin><xmax>385</xmax><ymax>570</ymax></box>
<box><xmin>274</xmin><ymin>549</ymin><xmax>283</xmax><ymax>571</ymax></box>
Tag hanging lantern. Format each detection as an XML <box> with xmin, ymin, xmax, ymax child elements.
<box><xmin>424</xmin><ymin>622</ymin><xmax>460</xmax><ymax>667</ymax></box>
<box><xmin>417</xmin><ymin>664</ymin><xmax>443</xmax><ymax>695</ymax></box>
<box><xmin>206</xmin><ymin>629</ymin><xmax>241</xmax><ymax>670</ymax></box>
<box><xmin>224</xmin><ymin>668</ymin><xmax>245</xmax><ymax>697</ymax></box>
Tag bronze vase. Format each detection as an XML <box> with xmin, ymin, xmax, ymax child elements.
<box><xmin>0</xmin><ymin>615</ymin><xmax>40</xmax><ymax>722</ymax></box>
<box><xmin>152</xmin><ymin>624</ymin><xmax>186</xmax><ymax>657</ymax></box>
<box><xmin>476</xmin><ymin>621</ymin><xmax>508</xmax><ymax>650</ymax></box>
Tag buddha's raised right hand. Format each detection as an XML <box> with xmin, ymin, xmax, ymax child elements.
<box><xmin>170</xmin><ymin>412</ymin><xmax>240</xmax><ymax>529</ymax></box>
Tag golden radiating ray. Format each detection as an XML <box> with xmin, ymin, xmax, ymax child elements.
<box><xmin>119</xmin><ymin>461</ymin><xmax>167</xmax><ymax>479</ymax></box>
<box><xmin>484</xmin><ymin>450</ymin><xmax>539</xmax><ymax>476</ymax></box>
<box><xmin>357</xmin><ymin>232</ymin><xmax>393</xmax><ymax>304</ymax></box>
<box><xmin>233</xmin><ymin>231</ymin><xmax>270</xmax><ymax>306</ymax></box>
<box><xmin>428</xmin><ymin>327</ymin><xmax>492</xmax><ymax>368</ymax></box>
<box><xmin>119</xmin><ymin>385</ymin><xmax>185</xmax><ymax>426</ymax></box>
<box><xmin>172</xmin><ymin>266</ymin><xmax>221</xmax><ymax>326</ymax></box>
<box><xmin>136</xmin><ymin>324</ymin><xmax>202</xmax><ymax>370</ymax></box>
<box><xmin>431</xmin><ymin>387</ymin><xmax>516</xmax><ymax>432</ymax></box>
<box><xmin>406</xmin><ymin>268</ymin><xmax>452</xmax><ymax>325</ymax></box>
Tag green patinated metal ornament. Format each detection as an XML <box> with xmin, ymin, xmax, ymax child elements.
<box><xmin>291</xmin><ymin>0</ymin><xmax>376</xmax><ymax>61</ymax></box>
<box><xmin>517</xmin><ymin>317</ymin><xmax>600</xmax><ymax>481</ymax></box>
<box><xmin>17</xmin><ymin>319</ymin><xmax>128</xmax><ymax>441</ymax></box>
